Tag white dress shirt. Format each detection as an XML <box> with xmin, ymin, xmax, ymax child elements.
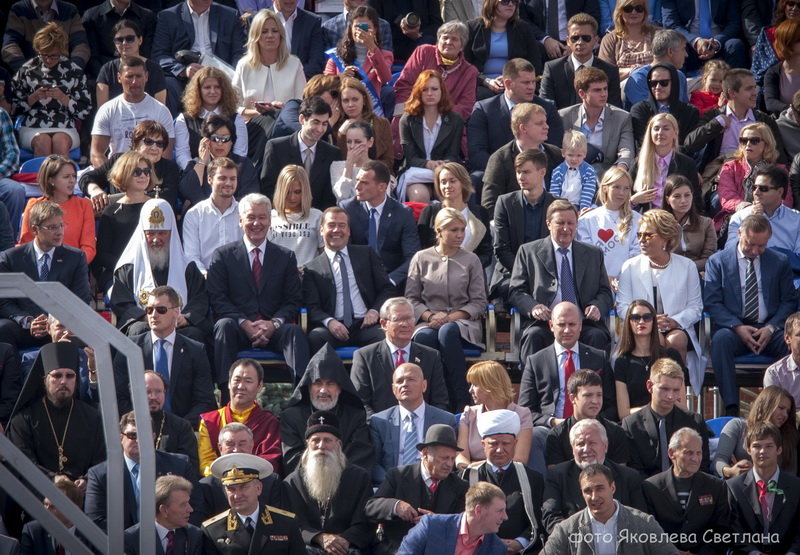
<box><xmin>570</xmin><ymin>54</ymin><xmax>594</xmax><ymax>72</ymax></box>
<box><xmin>32</xmin><ymin>241</ymin><xmax>55</xmax><ymax>277</ymax></box>
<box><xmin>276</xmin><ymin>10</ymin><xmax>298</xmax><ymax>48</ymax></box>
<box><xmin>322</xmin><ymin>246</ymin><xmax>369</xmax><ymax>325</ymax></box>
<box><xmin>150</xmin><ymin>330</ymin><xmax>177</xmax><ymax>378</ymax></box>
<box><xmin>553</xmin><ymin>341</ymin><xmax>582</xmax><ymax>419</ymax></box>
<box><xmin>549</xmin><ymin>239</ymin><xmax>575</xmax><ymax>308</ymax></box>
<box><xmin>364</xmin><ymin>195</ymin><xmax>388</xmax><ymax>237</ymax></box>
<box><xmin>422</xmin><ymin>115</ymin><xmax>443</xmax><ymax>160</ymax></box>
<box><xmin>188</xmin><ymin>1</ymin><xmax>212</xmax><ymax>54</ymax></box>
<box><xmin>398</xmin><ymin>402</ymin><xmax>426</xmax><ymax>447</ymax></box>
<box><xmin>386</xmin><ymin>338</ymin><xmax>410</xmax><ymax>365</ymax></box>
<box><xmin>183</xmin><ymin>198</ymin><xmax>242</xmax><ymax>273</ymax></box>
<box><xmin>579</xmin><ymin>105</ymin><xmax>606</xmax><ymax>153</ymax></box>
<box><xmin>155</xmin><ymin>521</ymin><xmax>175</xmax><ymax>554</ymax></box>
<box><xmin>589</xmin><ymin>500</ymin><xmax>620</xmax><ymax>555</ymax></box>
<box><xmin>737</xmin><ymin>246</ymin><xmax>767</xmax><ymax>323</ymax></box>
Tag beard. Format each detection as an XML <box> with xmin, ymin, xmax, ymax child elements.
<box><xmin>311</xmin><ymin>392</ymin><xmax>339</xmax><ymax>412</ymax></box>
<box><xmin>147</xmin><ymin>246</ymin><xmax>170</xmax><ymax>273</ymax></box>
<box><xmin>300</xmin><ymin>447</ymin><xmax>346</xmax><ymax>505</ymax></box>
<box><xmin>576</xmin><ymin>456</ymin><xmax>605</xmax><ymax>470</ymax></box>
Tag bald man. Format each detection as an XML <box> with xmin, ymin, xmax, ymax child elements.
<box><xmin>369</xmin><ymin>363</ymin><xmax>457</xmax><ymax>484</ymax></box>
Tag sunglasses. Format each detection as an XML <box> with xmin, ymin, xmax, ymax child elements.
<box><xmin>788</xmin><ymin>1</ymin><xmax>800</xmax><ymax>8</ymax></box>
<box><xmin>755</xmin><ymin>185</ymin><xmax>777</xmax><ymax>192</ymax></box>
<box><xmin>145</xmin><ymin>305</ymin><xmax>175</xmax><ymax>315</ymax></box>
<box><xmin>622</xmin><ymin>4</ymin><xmax>645</xmax><ymax>12</ymax></box>
<box><xmin>648</xmin><ymin>79</ymin><xmax>671</xmax><ymax>88</ymax></box>
<box><xmin>122</xmin><ymin>432</ymin><xmax>138</xmax><ymax>440</ymax></box>
<box><xmin>132</xmin><ymin>167</ymin><xmax>152</xmax><ymax>177</ymax></box>
<box><xmin>113</xmin><ymin>34</ymin><xmax>138</xmax><ymax>44</ymax></box>
<box><xmin>210</xmin><ymin>134</ymin><xmax>233</xmax><ymax>143</ymax></box>
<box><xmin>629</xmin><ymin>313</ymin><xmax>655</xmax><ymax>323</ymax></box>
<box><xmin>739</xmin><ymin>136</ymin><xmax>762</xmax><ymax>145</ymax></box>
<box><xmin>569</xmin><ymin>34</ymin><xmax>593</xmax><ymax>43</ymax></box>
<box><xmin>142</xmin><ymin>138</ymin><xmax>167</xmax><ymax>149</ymax></box>
<box><xmin>498</xmin><ymin>0</ymin><xmax>519</xmax><ymax>5</ymax></box>
<box><xmin>637</xmin><ymin>231</ymin><xmax>657</xmax><ymax>241</ymax></box>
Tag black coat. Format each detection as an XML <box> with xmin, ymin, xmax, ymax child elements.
<box><xmin>202</xmin><ymin>504</ymin><xmax>306</xmax><ymax>555</ymax></box>
<box><xmin>418</xmin><ymin>203</ymin><xmax>493</xmax><ymax>268</ymax></box>
<box><xmin>545</xmin><ymin>415</ymin><xmax>629</xmax><ymax>466</ymax></box>
<box><xmin>518</xmin><ymin>0</ymin><xmax>601</xmax><ymax>40</ymax></box>
<box><xmin>192</xmin><ymin>474</ymin><xmax>291</xmax><ymax>525</ymax></box>
<box><xmin>0</xmin><ymin>342</ymin><xmax>21</xmax><ymax>426</ymax></box>
<box><xmin>630</xmin><ymin>62</ymin><xmax>699</xmax><ymax>147</ymax></box>
<box><xmin>398</xmin><ymin>111</ymin><xmax>463</xmax><ymax>174</ymax></box>
<box><xmin>123</xmin><ymin>522</ymin><xmax>212</xmax><ymax>555</ymax></box>
<box><xmin>152</xmin><ymin>410</ymin><xmax>199</xmax><ymax>471</ymax></box>
<box><xmin>540</xmin><ymin>55</ymin><xmax>623</xmax><ymax>109</ymax></box>
<box><xmin>465</xmin><ymin>18</ymin><xmax>544</xmax><ymax>76</ymax></box>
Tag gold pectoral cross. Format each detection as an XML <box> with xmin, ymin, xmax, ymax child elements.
<box><xmin>57</xmin><ymin>446</ymin><xmax>68</xmax><ymax>471</ymax></box>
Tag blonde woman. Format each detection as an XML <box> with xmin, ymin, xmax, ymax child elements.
<box><xmin>598</xmin><ymin>0</ymin><xmax>656</xmax><ymax>80</ymax></box>
<box><xmin>456</xmin><ymin>361</ymin><xmax>533</xmax><ymax>469</ymax></box>
<box><xmin>267</xmin><ymin>165</ymin><xmax>323</xmax><ymax>268</ymax></box>
<box><xmin>631</xmin><ymin>113</ymin><xmax>700</xmax><ymax>210</ymax></box>
<box><xmin>577</xmin><ymin>167</ymin><xmax>641</xmax><ymax>291</ymax></box>
<box><xmin>232</xmin><ymin>9</ymin><xmax>306</xmax><ymax>121</ymax></box>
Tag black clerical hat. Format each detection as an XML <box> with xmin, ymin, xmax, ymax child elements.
<box><xmin>305</xmin><ymin>410</ymin><xmax>341</xmax><ymax>439</ymax></box>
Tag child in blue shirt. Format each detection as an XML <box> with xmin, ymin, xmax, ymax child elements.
<box><xmin>549</xmin><ymin>130</ymin><xmax>598</xmax><ymax>211</ymax></box>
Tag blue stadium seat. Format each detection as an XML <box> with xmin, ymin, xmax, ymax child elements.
<box><xmin>14</xmin><ymin>118</ymin><xmax>81</xmax><ymax>163</ymax></box>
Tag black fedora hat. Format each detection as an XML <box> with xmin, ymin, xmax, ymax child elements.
<box><xmin>416</xmin><ymin>424</ymin><xmax>463</xmax><ymax>451</ymax></box>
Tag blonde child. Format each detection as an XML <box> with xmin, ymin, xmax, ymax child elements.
<box><xmin>690</xmin><ymin>59</ymin><xmax>729</xmax><ymax>116</ymax></box>
<box><xmin>548</xmin><ymin>131</ymin><xmax>598</xmax><ymax>210</ymax></box>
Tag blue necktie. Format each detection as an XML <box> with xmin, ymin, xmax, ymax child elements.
<box><xmin>368</xmin><ymin>208</ymin><xmax>378</xmax><ymax>250</ymax></box>
<box><xmin>39</xmin><ymin>253</ymin><xmax>50</xmax><ymax>280</ymax></box>
<box><xmin>558</xmin><ymin>247</ymin><xmax>578</xmax><ymax>306</ymax></box>
<box><xmin>698</xmin><ymin>0</ymin><xmax>712</xmax><ymax>39</ymax></box>
<box><xmin>400</xmin><ymin>413</ymin><xmax>419</xmax><ymax>466</ymax></box>
<box><xmin>336</xmin><ymin>252</ymin><xmax>354</xmax><ymax>328</ymax></box>
<box><xmin>131</xmin><ymin>463</ymin><xmax>140</xmax><ymax>508</ymax></box>
<box><xmin>155</xmin><ymin>339</ymin><xmax>171</xmax><ymax>412</ymax></box>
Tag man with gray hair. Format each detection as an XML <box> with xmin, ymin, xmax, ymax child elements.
<box><xmin>207</xmin><ymin>192</ymin><xmax>310</xmax><ymax>390</ymax></box>
<box><xmin>624</xmin><ymin>29</ymin><xmax>689</xmax><ymax>109</ymax></box>
<box><xmin>350</xmin><ymin>297</ymin><xmax>449</xmax><ymax>416</ymax></box>
<box><xmin>542</xmin><ymin>418</ymin><xmax>646</xmax><ymax>534</ymax></box>
<box><xmin>642</xmin><ymin>427</ymin><xmax>732</xmax><ymax>554</ymax></box>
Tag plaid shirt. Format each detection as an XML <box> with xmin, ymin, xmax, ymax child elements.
<box><xmin>0</xmin><ymin>108</ymin><xmax>20</xmax><ymax>178</ymax></box>
<box><xmin>322</xmin><ymin>12</ymin><xmax>393</xmax><ymax>50</ymax></box>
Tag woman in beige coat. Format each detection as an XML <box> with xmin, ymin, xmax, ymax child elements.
<box><xmin>405</xmin><ymin>207</ymin><xmax>488</xmax><ymax>411</ymax></box>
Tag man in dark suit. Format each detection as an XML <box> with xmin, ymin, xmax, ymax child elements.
<box><xmin>206</xmin><ymin>193</ymin><xmax>311</xmax><ymax>387</ymax></box>
<box><xmin>367</xmin><ymin>0</ymin><xmax>442</xmax><ymax>62</ymax></box>
<box><xmin>545</xmin><ymin>370</ymin><xmax>628</xmax><ymax>467</ymax></box>
<box><xmin>539</xmin><ymin>13</ymin><xmax>622</xmax><ymax>110</ymax></box>
<box><xmin>509</xmin><ymin>199</ymin><xmax>613</xmax><ymax>360</ymax></box>
<box><xmin>741</xmin><ymin>0</ymin><xmax>777</xmax><ymax>48</ymax></box>
<box><xmin>150</xmin><ymin>0</ymin><xmax>245</xmax><ymax>114</ymax></box>
<box><xmin>517</xmin><ymin>0</ymin><xmax>601</xmax><ymax>58</ymax></box>
<box><xmin>367</xmin><ymin>424</ymin><xmax>468</xmax><ymax>555</ymax></box>
<box><xmin>272</xmin><ymin>0</ymin><xmax>325</xmax><ymax>78</ymax></box>
<box><xmin>643</xmin><ymin>428</ymin><xmax>732</xmax><ymax>555</ymax></box>
<box><xmin>727</xmin><ymin>421</ymin><xmax>800</xmax><ymax>554</ymax></box>
<box><xmin>350</xmin><ymin>297</ymin><xmax>449</xmax><ymax>417</ymax></box>
<box><xmin>341</xmin><ymin>160</ymin><xmax>420</xmax><ymax>291</ymax></box>
<box><xmin>303</xmin><ymin>207</ymin><xmax>392</xmax><ymax>354</ymax></box>
<box><xmin>490</xmin><ymin>151</ymin><xmax>558</xmax><ymax>302</ymax></box>
<box><xmin>461</xmin><ymin>410</ymin><xmax>544</xmax><ymax>553</ymax></box>
<box><xmin>542</xmin><ymin>418</ymin><xmax>646</xmax><ymax>534</ymax></box>
<box><xmin>481</xmin><ymin>104</ymin><xmax>563</xmax><ymax>215</ymax></box>
<box><xmin>260</xmin><ymin>97</ymin><xmax>342</xmax><ymax>210</ymax></box>
<box><xmin>85</xmin><ymin>412</ymin><xmax>201</xmax><ymax>531</ymax></box>
<box><xmin>0</xmin><ymin>201</ymin><xmax>91</xmax><ymax>350</ymax></box>
<box><xmin>113</xmin><ymin>286</ymin><xmax>217</xmax><ymax>424</ymax></box>
<box><xmin>467</xmin><ymin>59</ymin><xmax>563</xmax><ymax>190</ymax></box>
<box><xmin>123</xmin><ymin>475</ymin><xmax>209</xmax><ymax>555</ymax></box>
<box><xmin>705</xmin><ymin>215</ymin><xmax>797</xmax><ymax>415</ymax></box>
<box><xmin>622</xmin><ymin>359</ymin><xmax>710</xmax><ymax>478</ymax></box>
<box><xmin>370</xmin><ymin>363</ymin><xmax>456</xmax><ymax>484</ymax></box>
<box><xmin>20</xmin><ymin>479</ymin><xmax>89</xmax><ymax>554</ymax></box>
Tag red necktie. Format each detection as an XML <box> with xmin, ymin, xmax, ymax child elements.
<box><xmin>56</xmin><ymin>546</ymin><xmax>65</xmax><ymax>555</ymax></box>
<box><xmin>165</xmin><ymin>530</ymin><xmax>175</xmax><ymax>555</ymax></box>
<box><xmin>757</xmin><ymin>480</ymin><xmax>771</xmax><ymax>524</ymax></box>
<box><xmin>395</xmin><ymin>349</ymin><xmax>406</xmax><ymax>368</ymax></box>
<box><xmin>251</xmin><ymin>248</ymin><xmax>262</xmax><ymax>286</ymax></box>
<box><xmin>428</xmin><ymin>478</ymin><xmax>439</xmax><ymax>494</ymax></box>
<box><xmin>563</xmin><ymin>350</ymin><xmax>575</xmax><ymax>418</ymax></box>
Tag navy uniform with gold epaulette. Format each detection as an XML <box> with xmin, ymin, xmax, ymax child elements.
<box><xmin>202</xmin><ymin>504</ymin><xmax>305</xmax><ymax>555</ymax></box>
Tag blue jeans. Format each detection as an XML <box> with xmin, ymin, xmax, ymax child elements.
<box><xmin>413</xmin><ymin>322</ymin><xmax>476</xmax><ymax>410</ymax></box>
<box><xmin>0</xmin><ymin>177</ymin><xmax>25</xmax><ymax>237</ymax></box>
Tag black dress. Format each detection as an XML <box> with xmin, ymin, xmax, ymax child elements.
<box><xmin>92</xmin><ymin>200</ymin><xmax>146</xmax><ymax>288</ymax></box>
<box><xmin>613</xmin><ymin>348</ymin><xmax>684</xmax><ymax>408</ymax></box>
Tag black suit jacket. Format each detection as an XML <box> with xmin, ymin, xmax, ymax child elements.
<box><xmin>350</xmin><ymin>341</ymin><xmax>449</xmax><ymax>416</ymax></box>
<box><xmin>728</xmin><ymin>469</ymin><xmax>800</xmax><ymax>554</ymax></box>
<box><xmin>0</xmin><ymin>342</ymin><xmax>21</xmax><ymax>426</ymax></box>
<box><xmin>0</xmin><ymin>243</ymin><xmax>91</xmax><ymax>321</ymax></box>
<box><xmin>193</xmin><ymin>474</ymin><xmax>290</xmax><ymax>525</ymax></box>
<box><xmin>518</xmin><ymin>0</ymin><xmax>601</xmax><ymax>40</ymax></box>
<box><xmin>542</xmin><ymin>459</ymin><xmax>646</xmax><ymax>534</ymax></box>
<box><xmin>629</xmin><ymin>150</ymin><xmax>702</xmax><ymax>212</ymax></box>
<box><xmin>519</xmin><ymin>343</ymin><xmax>617</xmax><ymax>425</ymax></box>
<box><xmin>631</xmin><ymin>98</ymin><xmax>699</xmax><ymax>147</ymax></box>
<box><xmin>123</xmin><ymin>522</ymin><xmax>211</xmax><ymax>555</ymax></box>
<box><xmin>290</xmin><ymin>9</ymin><xmax>325</xmax><ymax>78</ymax></box>
<box><xmin>622</xmin><ymin>406</ymin><xmax>710</xmax><ymax>477</ymax></box>
<box><xmin>260</xmin><ymin>132</ymin><xmax>343</xmax><ymax>210</ymax></box>
<box><xmin>398</xmin><ymin>111</ymin><xmax>463</xmax><ymax>174</ymax></box>
<box><xmin>366</xmin><ymin>463</ymin><xmax>468</xmax><ymax>555</ymax></box>
<box><xmin>741</xmin><ymin>0</ymin><xmax>776</xmax><ymax>46</ymax></box>
<box><xmin>467</xmin><ymin>93</ymin><xmax>564</xmax><ymax>172</ymax></box>
<box><xmin>491</xmin><ymin>190</ymin><xmax>557</xmax><ymax>278</ymax></box>
<box><xmin>341</xmin><ymin>196</ymin><xmax>420</xmax><ymax>287</ymax></box>
<box><xmin>113</xmin><ymin>332</ymin><xmax>217</xmax><ymax>424</ymax></box>
<box><xmin>545</xmin><ymin>415</ymin><xmax>629</xmax><ymax>466</ymax></box>
<box><xmin>85</xmin><ymin>450</ymin><xmax>200</xmax><ymax>531</ymax></box>
<box><xmin>540</xmin><ymin>56</ymin><xmax>623</xmax><ymax>109</ymax></box>
<box><xmin>302</xmin><ymin>245</ymin><xmax>393</xmax><ymax>328</ymax></box>
<box><xmin>643</xmin><ymin>470</ymin><xmax>731</xmax><ymax>554</ymax></box>
<box><xmin>465</xmin><ymin>18</ymin><xmax>543</xmax><ymax>76</ymax></box>
<box><xmin>367</xmin><ymin>0</ymin><xmax>442</xmax><ymax>48</ymax></box>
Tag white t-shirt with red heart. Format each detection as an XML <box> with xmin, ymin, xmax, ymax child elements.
<box><xmin>576</xmin><ymin>206</ymin><xmax>643</xmax><ymax>278</ymax></box>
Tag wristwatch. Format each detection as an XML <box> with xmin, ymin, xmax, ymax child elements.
<box><xmin>271</xmin><ymin>319</ymin><xmax>282</xmax><ymax>330</ymax></box>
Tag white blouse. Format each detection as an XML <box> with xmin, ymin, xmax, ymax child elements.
<box><xmin>232</xmin><ymin>55</ymin><xmax>306</xmax><ymax>109</ymax></box>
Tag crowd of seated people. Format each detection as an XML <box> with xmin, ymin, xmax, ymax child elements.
<box><xmin>6</xmin><ymin>0</ymin><xmax>800</xmax><ymax>552</ymax></box>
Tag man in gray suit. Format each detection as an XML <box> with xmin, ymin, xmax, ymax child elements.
<box><xmin>369</xmin><ymin>363</ymin><xmax>456</xmax><ymax>484</ymax></box>
<box><xmin>509</xmin><ymin>199</ymin><xmax>613</xmax><ymax>363</ymax></box>
<box><xmin>558</xmin><ymin>66</ymin><xmax>634</xmax><ymax>177</ymax></box>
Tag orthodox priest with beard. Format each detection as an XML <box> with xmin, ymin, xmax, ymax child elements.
<box><xmin>285</xmin><ymin>411</ymin><xmax>373</xmax><ymax>555</ymax></box>
<box><xmin>280</xmin><ymin>345</ymin><xmax>373</xmax><ymax>474</ymax></box>
<box><xmin>110</xmin><ymin>198</ymin><xmax>210</xmax><ymax>342</ymax></box>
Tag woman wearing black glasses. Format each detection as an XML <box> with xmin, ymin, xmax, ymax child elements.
<box><xmin>178</xmin><ymin>114</ymin><xmax>259</xmax><ymax>207</ymax></box>
<box><xmin>616</xmin><ymin>209</ymin><xmax>706</xmax><ymax>399</ymax></box>
<box><xmin>464</xmin><ymin>0</ymin><xmax>542</xmax><ymax>100</ymax></box>
<box><xmin>598</xmin><ymin>0</ymin><xmax>656</xmax><ymax>81</ymax></box>
<box><xmin>614</xmin><ymin>299</ymin><xmax>684</xmax><ymax>418</ymax></box>
<box><xmin>95</xmin><ymin>20</ymin><xmax>166</xmax><ymax>108</ymax></box>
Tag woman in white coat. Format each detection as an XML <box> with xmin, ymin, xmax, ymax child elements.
<box><xmin>616</xmin><ymin>209</ymin><xmax>706</xmax><ymax>395</ymax></box>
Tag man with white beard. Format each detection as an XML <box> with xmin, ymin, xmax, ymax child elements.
<box><xmin>280</xmin><ymin>344</ymin><xmax>373</xmax><ymax>474</ymax></box>
<box><xmin>110</xmin><ymin>198</ymin><xmax>210</xmax><ymax>343</ymax></box>
<box><xmin>285</xmin><ymin>411</ymin><xmax>373</xmax><ymax>555</ymax></box>
<box><xmin>541</xmin><ymin>418</ymin><xmax>646</xmax><ymax>535</ymax></box>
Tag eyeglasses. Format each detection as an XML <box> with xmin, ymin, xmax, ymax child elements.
<box><xmin>142</xmin><ymin>138</ymin><xmax>166</xmax><ymax>149</ymax></box>
<box><xmin>637</xmin><ymin>231</ymin><xmax>657</xmax><ymax>241</ymax></box>
<box><xmin>569</xmin><ymin>34</ymin><xmax>593</xmax><ymax>43</ymax></box>
<box><xmin>210</xmin><ymin>134</ymin><xmax>233</xmax><ymax>143</ymax></box>
<box><xmin>132</xmin><ymin>167</ymin><xmax>152</xmax><ymax>177</ymax></box>
<box><xmin>122</xmin><ymin>432</ymin><xmax>138</xmax><ymax>440</ymax></box>
<box><xmin>739</xmin><ymin>136</ymin><xmax>762</xmax><ymax>145</ymax></box>
<box><xmin>648</xmin><ymin>79</ymin><xmax>671</xmax><ymax>88</ymax></box>
<box><xmin>113</xmin><ymin>34</ymin><xmax>138</xmax><ymax>44</ymax></box>
<box><xmin>755</xmin><ymin>185</ymin><xmax>777</xmax><ymax>192</ymax></box>
<box><xmin>145</xmin><ymin>305</ymin><xmax>175</xmax><ymax>315</ymax></box>
<box><xmin>37</xmin><ymin>223</ymin><xmax>67</xmax><ymax>232</ymax></box>
<box><xmin>498</xmin><ymin>0</ymin><xmax>519</xmax><ymax>5</ymax></box>
<box><xmin>38</xmin><ymin>53</ymin><xmax>63</xmax><ymax>62</ymax></box>
<box><xmin>622</xmin><ymin>4</ymin><xmax>645</xmax><ymax>12</ymax></box>
<box><xmin>629</xmin><ymin>313</ymin><xmax>655</xmax><ymax>323</ymax></box>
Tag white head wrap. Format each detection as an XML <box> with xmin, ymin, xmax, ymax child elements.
<box><xmin>477</xmin><ymin>409</ymin><xmax>521</xmax><ymax>438</ymax></box>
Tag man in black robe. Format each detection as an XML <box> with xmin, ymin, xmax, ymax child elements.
<box><xmin>0</xmin><ymin>342</ymin><xmax>21</xmax><ymax>427</ymax></box>
<box><xmin>145</xmin><ymin>370</ymin><xmax>198</xmax><ymax>470</ymax></box>
<box><xmin>284</xmin><ymin>411</ymin><xmax>373</xmax><ymax>554</ymax></box>
<box><xmin>6</xmin><ymin>342</ymin><xmax>105</xmax><ymax>491</ymax></box>
<box><xmin>110</xmin><ymin>198</ymin><xmax>210</xmax><ymax>343</ymax></box>
<box><xmin>280</xmin><ymin>345</ymin><xmax>373</xmax><ymax>474</ymax></box>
